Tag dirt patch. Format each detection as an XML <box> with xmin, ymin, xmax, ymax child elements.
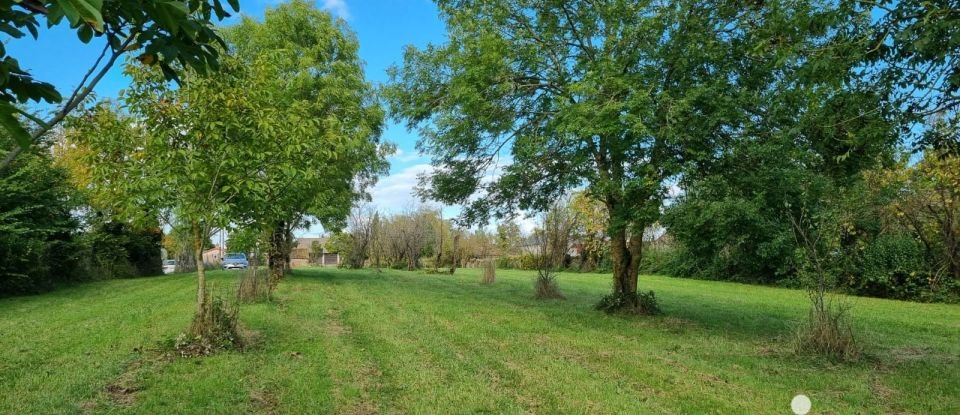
<box><xmin>338</xmin><ymin>399</ymin><xmax>379</xmax><ymax>415</ymax></box>
<box><xmin>326</xmin><ymin>309</ymin><xmax>353</xmax><ymax>336</ymax></box>
<box><xmin>240</xmin><ymin>327</ymin><xmax>264</xmax><ymax>350</ymax></box>
<box><xmin>327</xmin><ymin>319</ymin><xmax>352</xmax><ymax>336</ymax></box>
<box><xmin>891</xmin><ymin>346</ymin><xmax>933</xmax><ymax>361</ymax></box>
<box><xmin>104</xmin><ymin>383</ymin><xmax>142</xmax><ymax>407</ymax></box>
<box><xmin>105</xmin><ymin>358</ymin><xmax>146</xmax><ymax>407</ymax></box>
<box><xmin>334</xmin><ymin>363</ymin><xmax>384</xmax><ymax>415</ymax></box>
<box><xmin>888</xmin><ymin>346</ymin><xmax>958</xmax><ymax>366</ymax></box>
<box><xmin>250</xmin><ymin>388</ymin><xmax>279</xmax><ymax>414</ymax></box>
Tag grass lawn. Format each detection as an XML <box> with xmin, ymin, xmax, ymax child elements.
<box><xmin>0</xmin><ymin>267</ymin><xmax>957</xmax><ymax>414</ymax></box>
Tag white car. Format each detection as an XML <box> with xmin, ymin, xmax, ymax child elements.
<box><xmin>222</xmin><ymin>253</ymin><xmax>249</xmax><ymax>270</ymax></box>
<box><xmin>162</xmin><ymin>260</ymin><xmax>177</xmax><ymax>274</ymax></box>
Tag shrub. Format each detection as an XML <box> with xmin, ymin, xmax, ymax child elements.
<box><xmin>793</xmin><ymin>301</ymin><xmax>860</xmax><ymax>361</ymax></box>
<box><xmin>595</xmin><ymin>291</ymin><xmax>661</xmax><ymax>315</ymax></box>
<box><xmin>638</xmin><ymin>244</ymin><xmax>679</xmax><ymax>274</ymax></box>
<box><xmin>533</xmin><ymin>272</ymin><xmax>564</xmax><ymax>299</ymax></box>
<box><xmin>179</xmin><ymin>291</ymin><xmax>242</xmax><ymax>356</ymax></box>
<box><xmin>481</xmin><ymin>259</ymin><xmax>496</xmax><ymax>284</ymax></box>
<box><xmin>0</xmin><ymin>151</ymin><xmax>84</xmax><ymax>295</ymax></box>
<box><xmin>853</xmin><ymin>233</ymin><xmax>932</xmax><ymax>300</ymax></box>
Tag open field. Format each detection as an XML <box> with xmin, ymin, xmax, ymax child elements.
<box><xmin>0</xmin><ymin>267</ymin><xmax>958</xmax><ymax>414</ymax></box>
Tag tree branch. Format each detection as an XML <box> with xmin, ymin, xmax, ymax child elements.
<box><xmin>2</xmin><ymin>34</ymin><xmax>136</xmax><ymax>168</ymax></box>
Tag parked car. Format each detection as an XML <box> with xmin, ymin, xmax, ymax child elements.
<box><xmin>222</xmin><ymin>253</ymin><xmax>249</xmax><ymax>270</ymax></box>
<box><xmin>162</xmin><ymin>260</ymin><xmax>177</xmax><ymax>274</ymax></box>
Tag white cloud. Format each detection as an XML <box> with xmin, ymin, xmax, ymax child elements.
<box><xmin>516</xmin><ymin>214</ymin><xmax>538</xmax><ymax>235</ymax></box>
<box><xmin>321</xmin><ymin>0</ymin><xmax>350</xmax><ymax>19</ymax></box>
<box><xmin>370</xmin><ymin>163</ymin><xmax>434</xmax><ymax>211</ymax></box>
<box><xmin>388</xmin><ymin>147</ymin><xmax>426</xmax><ymax>164</ymax></box>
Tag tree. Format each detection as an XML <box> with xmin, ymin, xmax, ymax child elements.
<box><xmin>868</xmin><ymin>1</ymin><xmax>959</xmax><ymax>153</ymax></box>
<box><xmin>495</xmin><ymin>220</ymin><xmax>521</xmax><ymax>256</ymax></box>
<box><xmin>0</xmin><ymin>135</ymin><xmax>80</xmax><ymax>295</ymax></box>
<box><xmin>71</xmin><ymin>60</ymin><xmax>263</xmax><ymax>339</ymax></box>
<box><xmin>533</xmin><ymin>199</ymin><xmax>578</xmax><ymax>299</ymax></box>
<box><xmin>381</xmin><ymin>208</ymin><xmax>434</xmax><ymax>271</ymax></box>
<box><xmin>570</xmin><ymin>192</ymin><xmax>608</xmax><ymax>271</ymax></box>
<box><xmin>387</xmin><ymin>0</ymin><xmax>874</xmax><ymax>309</ymax></box>
<box><xmin>883</xmin><ymin>152</ymin><xmax>960</xmax><ymax>286</ymax></box>
<box><xmin>345</xmin><ymin>205</ymin><xmax>378</xmax><ymax>269</ymax></box>
<box><xmin>325</xmin><ymin>232</ymin><xmax>354</xmax><ymax>268</ymax></box>
<box><xmin>1</xmin><ymin>0</ymin><xmax>240</xmax><ymax>167</ymax></box>
<box><xmin>222</xmin><ymin>0</ymin><xmax>389</xmax><ymax>283</ymax></box>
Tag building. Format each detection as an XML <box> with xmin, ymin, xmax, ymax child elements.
<box><xmin>290</xmin><ymin>237</ymin><xmax>340</xmax><ymax>267</ymax></box>
<box><xmin>202</xmin><ymin>246</ymin><xmax>224</xmax><ymax>265</ymax></box>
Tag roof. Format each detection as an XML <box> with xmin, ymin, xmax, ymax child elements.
<box><xmin>202</xmin><ymin>246</ymin><xmax>223</xmax><ymax>255</ymax></box>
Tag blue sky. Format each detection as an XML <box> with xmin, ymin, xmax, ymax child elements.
<box><xmin>9</xmin><ymin>0</ymin><xmax>489</xmax><ymax>236</ymax></box>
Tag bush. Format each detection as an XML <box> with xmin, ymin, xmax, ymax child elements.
<box><xmin>595</xmin><ymin>290</ymin><xmax>661</xmax><ymax>315</ymax></box>
<box><xmin>793</xmin><ymin>302</ymin><xmax>860</xmax><ymax>361</ymax></box>
<box><xmin>178</xmin><ymin>292</ymin><xmax>242</xmax><ymax>356</ymax></box>
<box><xmin>533</xmin><ymin>272</ymin><xmax>564</xmax><ymax>299</ymax></box>
<box><xmin>496</xmin><ymin>254</ymin><xmax>538</xmax><ymax>270</ymax></box>
<box><xmin>0</xmin><ymin>151</ymin><xmax>83</xmax><ymax>295</ymax></box>
<box><xmin>637</xmin><ymin>245</ymin><xmax>679</xmax><ymax>274</ymax></box>
<box><xmin>851</xmin><ymin>233</ymin><xmax>932</xmax><ymax>300</ymax></box>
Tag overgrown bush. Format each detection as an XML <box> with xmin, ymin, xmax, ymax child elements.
<box><xmin>0</xmin><ymin>149</ymin><xmax>83</xmax><ymax>295</ymax></box>
<box><xmin>852</xmin><ymin>233</ymin><xmax>931</xmax><ymax>300</ymax></box>
<box><xmin>179</xmin><ymin>292</ymin><xmax>242</xmax><ymax>356</ymax></box>
<box><xmin>793</xmin><ymin>301</ymin><xmax>860</xmax><ymax>361</ymax></box>
<box><xmin>81</xmin><ymin>218</ymin><xmax>163</xmax><ymax>279</ymax></box>
<box><xmin>496</xmin><ymin>254</ymin><xmax>538</xmax><ymax>270</ymax></box>
<box><xmin>637</xmin><ymin>244</ymin><xmax>680</xmax><ymax>274</ymax></box>
<box><xmin>595</xmin><ymin>291</ymin><xmax>661</xmax><ymax>315</ymax></box>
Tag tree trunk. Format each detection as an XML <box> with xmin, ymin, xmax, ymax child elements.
<box><xmin>450</xmin><ymin>233</ymin><xmax>460</xmax><ymax>274</ymax></box>
<box><xmin>193</xmin><ymin>228</ymin><xmax>207</xmax><ymax>321</ymax></box>
<box><xmin>268</xmin><ymin>222</ymin><xmax>285</xmax><ymax>286</ymax></box>
<box><xmin>436</xmin><ymin>210</ymin><xmax>443</xmax><ymax>272</ymax></box>
<box><xmin>606</xmin><ymin>200</ymin><xmax>644</xmax><ymax>305</ymax></box>
<box><xmin>609</xmin><ymin>228</ymin><xmax>636</xmax><ymax>297</ymax></box>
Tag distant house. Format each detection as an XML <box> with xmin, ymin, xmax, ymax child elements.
<box><xmin>290</xmin><ymin>237</ymin><xmax>340</xmax><ymax>268</ymax></box>
<box><xmin>202</xmin><ymin>246</ymin><xmax>224</xmax><ymax>265</ymax></box>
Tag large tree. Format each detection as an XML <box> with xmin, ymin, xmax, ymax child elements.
<box><xmin>386</xmin><ymin>0</ymin><xmax>873</xmax><ymax>309</ymax></box>
<box><xmin>868</xmin><ymin>0</ymin><xmax>959</xmax><ymax>153</ymax></box>
<box><xmin>223</xmin><ymin>0</ymin><xmax>389</xmax><ymax>283</ymax></box>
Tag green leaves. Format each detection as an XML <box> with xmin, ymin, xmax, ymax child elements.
<box><xmin>0</xmin><ymin>102</ymin><xmax>31</xmax><ymax>149</ymax></box>
<box><xmin>144</xmin><ymin>1</ymin><xmax>190</xmax><ymax>35</ymax></box>
<box><xmin>1</xmin><ymin>0</ymin><xmax>242</xmax><ymax>161</ymax></box>
<box><xmin>49</xmin><ymin>0</ymin><xmax>104</xmax><ymax>32</ymax></box>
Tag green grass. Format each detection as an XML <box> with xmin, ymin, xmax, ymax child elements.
<box><xmin>1</xmin><ymin>268</ymin><xmax>957</xmax><ymax>414</ymax></box>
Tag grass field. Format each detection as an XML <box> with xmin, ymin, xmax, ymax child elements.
<box><xmin>0</xmin><ymin>267</ymin><xmax>957</xmax><ymax>414</ymax></box>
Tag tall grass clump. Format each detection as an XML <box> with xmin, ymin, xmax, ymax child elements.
<box><xmin>237</xmin><ymin>267</ymin><xmax>270</xmax><ymax>303</ymax></box>
<box><xmin>481</xmin><ymin>259</ymin><xmax>496</xmax><ymax>284</ymax></box>
<box><xmin>534</xmin><ymin>271</ymin><xmax>564</xmax><ymax>299</ymax></box>
<box><xmin>793</xmin><ymin>300</ymin><xmax>860</xmax><ymax>361</ymax></box>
